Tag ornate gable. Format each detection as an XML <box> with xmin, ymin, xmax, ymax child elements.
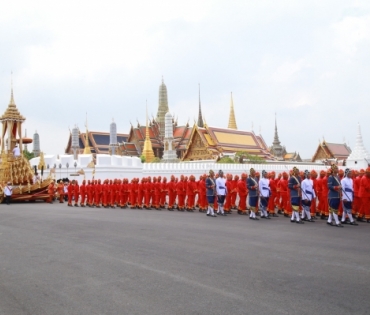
<box><xmin>182</xmin><ymin>127</ymin><xmax>213</xmax><ymax>161</ymax></box>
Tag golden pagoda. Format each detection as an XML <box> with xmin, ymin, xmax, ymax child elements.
<box><xmin>142</xmin><ymin>105</ymin><xmax>155</xmax><ymax>162</ymax></box>
<box><xmin>228</xmin><ymin>92</ymin><xmax>237</xmax><ymax>130</ymax></box>
<box><xmin>83</xmin><ymin>113</ymin><xmax>92</xmax><ymax>154</ymax></box>
<box><xmin>0</xmin><ymin>83</ymin><xmax>52</xmax><ymax>202</ymax></box>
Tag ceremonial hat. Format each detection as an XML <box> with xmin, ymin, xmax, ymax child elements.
<box><xmin>344</xmin><ymin>168</ymin><xmax>351</xmax><ymax>176</ymax></box>
<box><xmin>366</xmin><ymin>167</ymin><xmax>370</xmax><ymax>173</ymax></box>
<box><xmin>320</xmin><ymin>170</ymin><xmax>326</xmax><ymax>175</ymax></box>
<box><xmin>304</xmin><ymin>170</ymin><xmax>309</xmax><ymax>177</ymax></box>
<box><xmin>209</xmin><ymin>170</ymin><xmax>214</xmax><ymax>175</ymax></box>
<box><xmin>250</xmin><ymin>168</ymin><xmax>255</xmax><ymax>172</ymax></box>
<box><xmin>241</xmin><ymin>173</ymin><xmax>247</xmax><ymax>178</ymax></box>
<box><xmin>360</xmin><ymin>169</ymin><xmax>365</xmax><ymax>174</ymax></box>
<box><xmin>262</xmin><ymin>170</ymin><xmax>267</xmax><ymax>176</ymax></box>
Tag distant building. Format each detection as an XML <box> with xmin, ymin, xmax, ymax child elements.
<box><xmin>269</xmin><ymin>114</ymin><xmax>301</xmax><ymax>162</ymax></box>
<box><xmin>311</xmin><ymin>140</ymin><xmax>351</xmax><ymax>165</ymax></box>
<box><xmin>65</xmin><ymin>131</ymin><xmax>131</xmax><ymax>155</ymax></box>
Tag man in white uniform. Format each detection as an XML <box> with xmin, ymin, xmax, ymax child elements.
<box><xmin>258</xmin><ymin>170</ymin><xmax>271</xmax><ymax>219</ymax></box>
<box><xmin>301</xmin><ymin>170</ymin><xmax>315</xmax><ymax>222</ymax></box>
<box><xmin>12</xmin><ymin>145</ymin><xmax>20</xmax><ymax>157</ymax></box>
<box><xmin>340</xmin><ymin>169</ymin><xmax>358</xmax><ymax>225</ymax></box>
<box><xmin>216</xmin><ymin>170</ymin><xmax>227</xmax><ymax>216</ymax></box>
<box><xmin>4</xmin><ymin>182</ymin><xmax>13</xmax><ymax>205</ymax></box>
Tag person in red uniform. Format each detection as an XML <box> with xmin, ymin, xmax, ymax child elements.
<box><xmin>224</xmin><ymin>174</ymin><xmax>233</xmax><ymax>214</ymax></box>
<box><xmin>359</xmin><ymin>167</ymin><xmax>370</xmax><ymax>223</ymax></box>
<box><xmin>94</xmin><ymin>179</ymin><xmax>102</xmax><ymax>208</ymax></box>
<box><xmin>168</xmin><ymin>175</ymin><xmax>176</xmax><ymax>211</ymax></box>
<box><xmin>237</xmin><ymin>173</ymin><xmax>248</xmax><ymax>215</ymax></box>
<box><xmin>176</xmin><ymin>175</ymin><xmax>186</xmax><ymax>211</ymax></box>
<box><xmin>186</xmin><ymin>175</ymin><xmax>197</xmax><ymax>211</ymax></box>
<box><xmin>67</xmin><ymin>180</ymin><xmax>74</xmax><ymax>207</ymax></box>
<box><xmin>79</xmin><ymin>180</ymin><xmax>86</xmax><ymax>207</ymax></box>
<box><xmin>153</xmin><ymin>177</ymin><xmax>161</xmax><ymax>210</ymax></box>
<box><xmin>275</xmin><ymin>173</ymin><xmax>282</xmax><ymax>213</ymax></box>
<box><xmin>316</xmin><ymin>170</ymin><xmax>325</xmax><ymax>216</ymax></box>
<box><xmin>197</xmin><ymin>174</ymin><xmax>206</xmax><ymax>212</ymax></box>
<box><xmin>231</xmin><ymin>175</ymin><xmax>238</xmax><ymax>209</ymax></box>
<box><xmin>337</xmin><ymin>169</ymin><xmax>345</xmax><ymax>217</ymax></box>
<box><xmin>110</xmin><ymin>179</ymin><xmax>116</xmax><ymax>208</ymax></box>
<box><xmin>101</xmin><ymin>180</ymin><xmax>108</xmax><ymax>208</ymax></box>
<box><xmin>160</xmin><ymin>177</ymin><xmax>168</xmax><ymax>208</ymax></box>
<box><xmin>57</xmin><ymin>180</ymin><xmax>64</xmax><ymax>203</ymax></box>
<box><xmin>122</xmin><ymin>178</ymin><xmax>129</xmax><ymax>208</ymax></box>
<box><xmin>73</xmin><ymin>180</ymin><xmax>79</xmax><ymax>207</ymax></box>
<box><xmin>278</xmin><ymin>172</ymin><xmax>289</xmax><ymax>217</ymax></box>
<box><xmin>47</xmin><ymin>180</ymin><xmax>55</xmax><ymax>204</ymax></box>
<box><xmin>268</xmin><ymin>172</ymin><xmax>278</xmax><ymax>217</ymax></box>
<box><xmin>355</xmin><ymin>169</ymin><xmax>364</xmax><ymax>220</ymax></box>
<box><xmin>321</xmin><ymin>169</ymin><xmax>330</xmax><ymax>219</ymax></box>
<box><xmin>149</xmin><ymin>177</ymin><xmax>155</xmax><ymax>208</ymax></box>
<box><xmin>145</xmin><ymin>177</ymin><xmax>152</xmax><ymax>209</ymax></box>
<box><xmin>137</xmin><ymin>177</ymin><xmax>145</xmax><ymax>209</ymax></box>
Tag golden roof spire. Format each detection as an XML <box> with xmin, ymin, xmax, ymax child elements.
<box><xmin>228</xmin><ymin>92</ymin><xmax>237</xmax><ymax>130</ymax></box>
<box><xmin>142</xmin><ymin>101</ymin><xmax>155</xmax><ymax>162</ymax></box>
<box><xmin>83</xmin><ymin>112</ymin><xmax>91</xmax><ymax>154</ymax></box>
<box><xmin>0</xmin><ymin>74</ymin><xmax>25</xmax><ymax>122</ymax></box>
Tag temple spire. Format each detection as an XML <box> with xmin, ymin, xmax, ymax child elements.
<box><xmin>197</xmin><ymin>83</ymin><xmax>204</xmax><ymax>127</ymax></box>
<box><xmin>10</xmin><ymin>72</ymin><xmax>15</xmax><ymax>105</ymax></box>
<box><xmin>143</xmin><ymin>101</ymin><xmax>155</xmax><ymax>162</ymax></box>
<box><xmin>156</xmin><ymin>77</ymin><xmax>169</xmax><ymax>139</ymax></box>
<box><xmin>347</xmin><ymin>123</ymin><xmax>370</xmax><ymax>160</ymax></box>
<box><xmin>83</xmin><ymin>112</ymin><xmax>91</xmax><ymax>154</ymax></box>
<box><xmin>273</xmin><ymin>113</ymin><xmax>281</xmax><ymax>145</ymax></box>
<box><xmin>228</xmin><ymin>92</ymin><xmax>237</xmax><ymax>129</ymax></box>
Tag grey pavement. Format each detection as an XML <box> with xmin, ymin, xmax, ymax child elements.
<box><xmin>0</xmin><ymin>202</ymin><xmax>369</xmax><ymax>315</ymax></box>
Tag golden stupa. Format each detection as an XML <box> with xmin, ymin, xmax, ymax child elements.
<box><xmin>0</xmin><ymin>86</ymin><xmax>52</xmax><ymax>202</ymax></box>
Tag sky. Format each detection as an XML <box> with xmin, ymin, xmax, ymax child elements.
<box><xmin>0</xmin><ymin>0</ymin><xmax>370</xmax><ymax>159</ymax></box>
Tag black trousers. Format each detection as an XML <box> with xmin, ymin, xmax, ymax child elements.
<box><xmin>5</xmin><ymin>195</ymin><xmax>11</xmax><ymax>205</ymax></box>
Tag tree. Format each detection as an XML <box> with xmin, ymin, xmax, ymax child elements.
<box><xmin>151</xmin><ymin>157</ymin><xmax>161</xmax><ymax>163</ymax></box>
<box><xmin>235</xmin><ymin>151</ymin><xmax>266</xmax><ymax>164</ymax></box>
<box><xmin>217</xmin><ymin>156</ymin><xmax>235</xmax><ymax>164</ymax></box>
<box><xmin>140</xmin><ymin>155</ymin><xmax>146</xmax><ymax>163</ymax></box>
<box><xmin>23</xmin><ymin>149</ymin><xmax>34</xmax><ymax>160</ymax></box>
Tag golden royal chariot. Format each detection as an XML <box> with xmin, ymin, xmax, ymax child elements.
<box><xmin>0</xmin><ymin>89</ymin><xmax>52</xmax><ymax>203</ymax></box>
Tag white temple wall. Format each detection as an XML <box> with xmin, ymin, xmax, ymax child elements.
<box><xmin>30</xmin><ymin>154</ymin><xmax>353</xmax><ymax>181</ymax></box>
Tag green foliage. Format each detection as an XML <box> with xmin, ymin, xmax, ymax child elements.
<box><xmin>140</xmin><ymin>155</ymin><xmax>146</xmax><ymax>163</ymax></box>
<box><xmin>151</xmin><ymin>157</ymin><xmax>161</xmax><ymax>163</ymax></box>
<box><xmin>217</xmin><ymin>156</ymin><xmax>235</xmax><ymax>164</ymax></box>
<box><xmin>23</xmin><ymin>149</ymin><xmax>34</xmax><ymax>160</ymax></box>
<box><xmin>235</xmin><ymin>151</ymin><xmax>266</xmax><ymax>164</ymax></box>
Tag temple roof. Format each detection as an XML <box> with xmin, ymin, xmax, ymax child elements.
<box><xmin>65</xmin><ymin>131</ymin><xmax>129</xmax><ymax>154</ymax></box>
<box><xmin>0</xmin><ymin>89</ymin><xmax>26</xmax><ymax>121</ymax></box>
<box><xmin>182</xmin><ymin>124</ymin><xmax>275</xmax><ymax>160</ymax></box>
<box><xmin>311</xmin><ymin>140</ymin><xmax>351</xmax><ymax>162</ymax></box>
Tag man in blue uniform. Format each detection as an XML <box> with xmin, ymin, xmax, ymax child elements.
<box><xmin>327</xmin><ymin>164</ymin><xmax>344</xmax><ymax>227</ymax></box>
<box><xmin>247</xmin><ymin>168</ymin><xmax>259</xmax><ymax>220</ymax></box>
<box><xmin>288</xmin><ymin>167</ymin><xmax>304</xmax><ymax>224</ymax></box>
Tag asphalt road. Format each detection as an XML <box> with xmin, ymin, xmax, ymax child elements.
<box><xmin>0</xmin><ymin>202</ymin><xmax>369</xmax><ymax>315</ymax></box>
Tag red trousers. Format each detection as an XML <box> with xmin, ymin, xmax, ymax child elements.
<box><xmin>360</xmin><ymin>197</ymin><xmax>370</xmax><ymax>219</ymax></box>
<box><xmin>238</xmin><ymin>194</ymin><xmax>247</xmax><ymax>211</ymax></box>
<box><xmin>187</xmin><ymin>195</ymin><xmax>195</xmax><ymax>209</ymax></box>
<box><xmin>168</xmin><ymin>192</ymin><xmax>176</xmax><ymax>208</ymax></box>
<box><xmin>231</xmin><ymin>192</ymin><xmax>237</xmax><ymax>208</ymax></box>
<box><xmin>177</xmin><ymin>194</ymin><xmax>185</xmax><ymax>209</ymax></box>
<box><xmin>160</xmin><ymin>192</ymin><xmax>167</xmax><ymax>207</ymax></box>
<box><xmin>224</xmin><ymin>193</ymin><xmax>232</xmax><ymax>211</ymax></box>
<box><xmin>268</xmin><ymin>192</ymin><xmax>276</xmax><ymax>213</ymax></box>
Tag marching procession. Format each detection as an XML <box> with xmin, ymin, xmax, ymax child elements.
<box><xmin>45</xmin><ymin>165</ymin><xmax>370</xmax><ymax>227</ymax></box>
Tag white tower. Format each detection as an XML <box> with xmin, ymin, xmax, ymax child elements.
<box><xmin>109</xmin><ymin>119</ymin><xmax>119</xmax><ymax>155</ymax></box>
<box><xmin>33</xmin><ymin>130</ymin><xmax>40</xmax><ymax>157</ymax></box>
<box><xmin>71</xmin><ymin>126</ymin><xmax>79</xmax><ymax>160</ymax></box>
<box><xmin>346</xmin><ymin>123</ymin><xmax>370</xmax><ymax>168</ymax></box>
<box><xmin>162</xmin><ymin>112</ymin><xmax>178</xmax><ymax>162</ymax></box>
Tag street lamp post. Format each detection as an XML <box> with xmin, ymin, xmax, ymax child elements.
<box><xmin>66</xmin><ymin>163</ymin><xmax>69</xmax><ymax>178</ymax></box>
<box><xmin>59</xmin><ymin>163</ymin><xmax>62</xmax><ymax>180</ymax></box>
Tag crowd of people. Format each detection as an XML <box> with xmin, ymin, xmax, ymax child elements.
<box><xmin>47</xmin><ymin>165</ymin><xmax>370</xmax><ymax>227</ymax></box>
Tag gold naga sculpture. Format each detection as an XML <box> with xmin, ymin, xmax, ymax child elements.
<box><xmin>0</xmin><ymin>86</ymin><xmax>52</xmax><ymax>203</ymax></box>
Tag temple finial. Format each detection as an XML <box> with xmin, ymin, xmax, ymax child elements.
<box><xmin>197</xmin><ymin>83</ymin><xmax>204</xmax><ymax>127</ymax></box>
<box><xmin>10</xmin><ymin>71</ymin><xmax>15</xmax><ymax>105</ymax></box>
<box><xmin>228</xmin><ymin>92</ymin><xmax>237</xmax><ymax>129</ymax></box>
